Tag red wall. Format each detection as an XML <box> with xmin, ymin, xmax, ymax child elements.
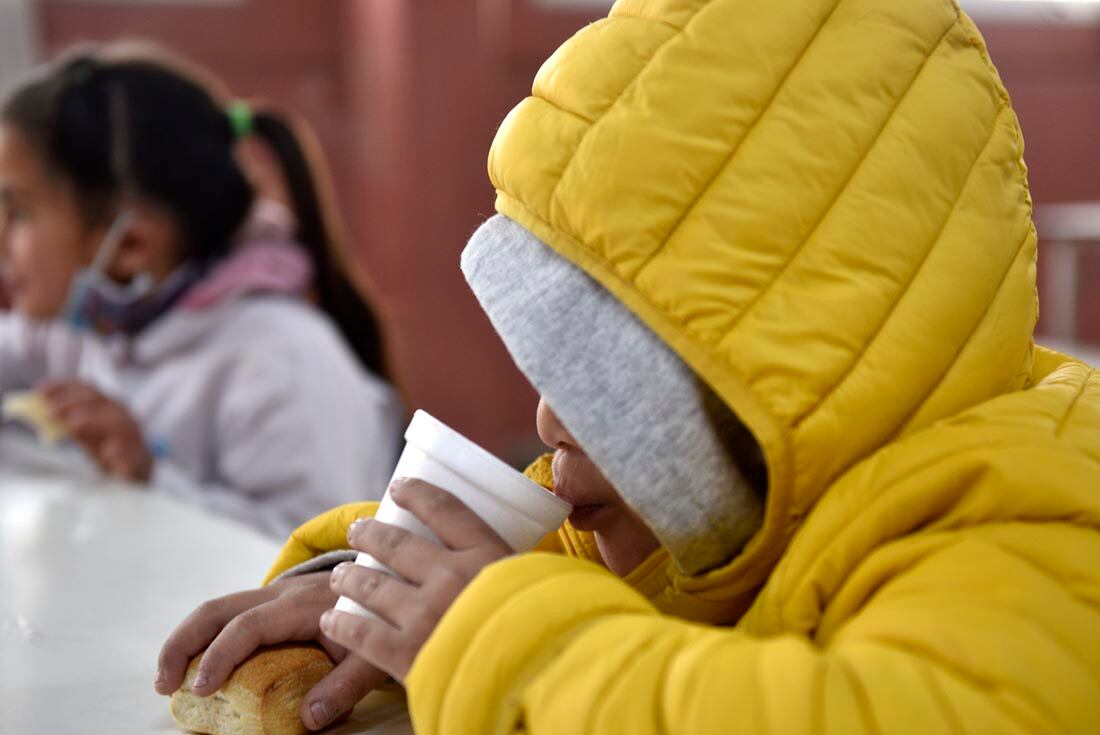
<box><xmin>37</xmin><ymin>2</ymin><xmax>1100</xmax><ymax>454</ymax></box>
<box><xmin>336</xmin><ymin>1</ymin><xmax>604</xmax><ymax>459</ymax></box>
<box><xmin>980</xmin><ymin>24</ymin><xmax>1100</xmax><ymax>342</ymax></box>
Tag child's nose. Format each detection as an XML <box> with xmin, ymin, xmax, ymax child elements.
<box><xmin>536</xmin><ymin>397</ymin><xmax>578</xmax><ymax>450</ymax></box>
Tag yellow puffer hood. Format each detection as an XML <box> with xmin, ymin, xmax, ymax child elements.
<box><xmin>488</xmin><ymin>0</ymin><xmax>1036</xmax><ymax>610</ymax></box>
<box><xmin>262</xmin><ymin>5</ymin><xmax>1100</xmax><ymax>731</ymax></box>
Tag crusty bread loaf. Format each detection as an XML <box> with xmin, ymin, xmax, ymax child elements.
<box><xmin>170</xmin><ymin>644</ymin><xmax>335</xmax><ymax>735</ymax></box>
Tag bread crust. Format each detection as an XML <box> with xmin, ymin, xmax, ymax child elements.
<box><xmin>170</xmin><ymin>644</ymin><xmax>335</xmax><ymax>735</ymax></box>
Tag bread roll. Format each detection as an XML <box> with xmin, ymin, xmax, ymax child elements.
<box><xmin>170</xmin><ymin>644</ymin><xmax>335</xmax><ymax>735</ymax></box>
<box><xmin>2</xmin><ymin>391</ymin><xmax>68</xmax><ymax>444</ymax></box>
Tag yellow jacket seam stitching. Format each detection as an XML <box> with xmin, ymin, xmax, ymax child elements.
<box><xmin>710</xmin><ymin>15</ymin><xmax>959</xmax><ymax>345</ymax></box>
<box><xmin>792</xmin><ymin>104</ymin><xmax>1007</xmax><ymax>429</ymax></box>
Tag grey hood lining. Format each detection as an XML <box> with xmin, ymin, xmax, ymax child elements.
<box><xmin>460</xmin><ymin>215</ymin><xmax>764</xmax><ymax>575</ymax></box>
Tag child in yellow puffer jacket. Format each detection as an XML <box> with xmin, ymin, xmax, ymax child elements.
<box><xmin>158</xmin><ymin>0</ymin><xmax>1100</xmax><ymax>732</ymax></box>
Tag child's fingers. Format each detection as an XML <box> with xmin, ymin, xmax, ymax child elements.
<box><xmin>346</xmin><ymin>518</ymin><xmax>447</xmax><ymax>586</ymax></box>
<box><xmin>101</xmin><ymin>440</ymin><xmax>126</xmax><ymax>477</ymax></box>
<box><xmin>38</xmin><ymin>382</ymin><xmax>103</xmax><ymax>413</ymax></box>
<box><xmin>316</xmin><ymin>635</ymin><xmax>348</xmax><ymax>664</ymax></box>
<box><xmin>36</xmin><ymin>379</ymin><xmax>79</xmax><ymax>398</ymax></box>
<box><xmin>301</xmin><ymin>654</ymin><xmax>389</xmax><ymax>731</ymax></box>
<box><xmin>69</xmin><ymin>399</ymin><xmax>138</xmax><ymax>436</ymax></box>
<box><xmin>55</xmin><ymin>410</ymin><xmax>111</xmax><ymax>470</ymax></box>
<box><xmin>154</xmin><ymin>587</ymin><xmax>275</xmax><ymax>695</ymax></box>
<box><xmin>64</xmin><ymin>408</ymin><xmax>117</xmax><ymax>453</ymax></box>
<box><xmin>101</xmin><ymin>439</ymin><xmax>142</xmax><ymax>481</ymax></box>
<box><xmin>49</xmin><ymin>401</ymin><xmax>113</xmax><ymax>441</ymax></box>
<box><xmin>39</xmin><ymin>386</ymin><xmax>142</xmax><ymax>474</ymax></box>
<box><xmin>319</xmin><ymin>609</ymin><xmax>406</xmax><ymax>681</ymax></box>
<box><xmin>64</xmin><ymin>407</ymin><xmax>107</xmax><ymax>433</ymax></box>
<box><xmin>58</xmin><ymin>395</ymin><xmax>130</xmax><ymax>421</ymax></box>
<box><xmin>389</xmin><ymin>478</ymin><xmax>508</xmax><ymax>552</ymax></box>
<box><xmin>328</xmin><ymin>563</ymin><xmax>417</xmax><ymax>629</ymax></box>
<box><xmin>192</xmin><ymin>591</ymin><xmax>336</xmax><ymax>697</ymax></box>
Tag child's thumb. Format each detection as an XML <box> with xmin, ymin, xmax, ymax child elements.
<box><xmin>301</xmin><ymin>654</ymin><xmax>389</xmax><ymax>730</ymax></box>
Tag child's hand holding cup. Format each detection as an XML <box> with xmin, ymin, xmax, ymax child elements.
<box><xmin>334</xmin><ymin>410</ymin><xmax>572</xmax><ymax>619</ymax></box>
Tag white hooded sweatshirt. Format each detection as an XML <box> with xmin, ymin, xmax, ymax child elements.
<box><xmin>0</xmin><ymin>295</ymin><xmax>402</xmax><ymax>539</ymax></box>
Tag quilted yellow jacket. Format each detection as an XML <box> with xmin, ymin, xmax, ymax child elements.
<box><xmin>265</xmin><ymin>0</ymin><xmax>1100</xmax><ymax>732</ymax></box>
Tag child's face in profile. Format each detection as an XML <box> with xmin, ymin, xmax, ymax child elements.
<box><xmin>536</xmin><ymin>397</ymin><xmax>661</xmax><ymax>576</ymax></box>
<box><xmin>0</xmin><ymin>125</ymin><xmax>94</xmax><ymax>319</ymax></box>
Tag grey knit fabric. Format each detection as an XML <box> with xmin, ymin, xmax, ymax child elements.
<box><xmin>269</xmin><ymin>550</ymin><xmax>357</xmax><ymax>584</ymax></box>
<box><xmin>460</xmin><ymin>216</ymin><xmax>764</xmax><ymax>575</ymax></box>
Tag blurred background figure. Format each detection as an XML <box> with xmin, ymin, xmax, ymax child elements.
<box><xmin>0</xmin><ymin>42</ymin><xmax>403</xmax><ymax>537</ymax></box>
<box><xmin>0</xmin><ymin>0</ymin><xmax>1096</xmax><ymax>465</ymax></box>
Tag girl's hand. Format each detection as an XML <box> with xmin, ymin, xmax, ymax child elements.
<box><xmin>322</xmin><ymin>478</ymin><xmax>513</xmax><ymax>682</ymax></box>
<box><xmin>39</xmin><ymin>380</ymin><xmax>153</xmax><ymax>482</ymax></box>
<box><xmin>156</xmin><ymin>572</ymin><xmax>389</xmax><ymax>731</ymax></box>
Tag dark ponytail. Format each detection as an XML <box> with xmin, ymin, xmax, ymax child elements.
<box><xmin>1</xmin><ymin>46</ymin><xmax>252</xmax><ymax>264</ymax></box>
<box><xmin>3</xmin><ymin>44</ymin><xmax>390</xmax><ymax>381</ymax></box>
<box><xmin>249</xmin><ymin>110</ymin><xmax>391</xmax><ymax>381</ymax></box>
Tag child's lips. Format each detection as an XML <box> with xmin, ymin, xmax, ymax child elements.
<box><xmin>551</xmin><ymin>460</ymin><xmax>607</xmax><ymax>528</ymax></box>
<box><xmin>552</xmin><ymin>480</ymin><xmax>587</xmax><ymax>509</ymax></box>
<box><xmin>567</xmin><ymin>503</ymin><xmax>610</xmax><ymax>531</ymax></box>
<box><xmin>550</xmin><ymin>453</ymin><xmax>584</xmax><ymax>505</ymax></box>
<box><xmin>551</xmin><ymin>450</ymin><xmax>613</xmax><ymax>529</ymax></box>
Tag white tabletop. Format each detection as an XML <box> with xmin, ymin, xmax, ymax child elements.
<box><xmin>0</xmin><ymin>433</ymin><xmax>411</xmax><ymax>735</ymax></box>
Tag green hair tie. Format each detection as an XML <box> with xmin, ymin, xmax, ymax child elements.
<box><xmin>226</xmin><ymin>101</ymin><xmax>253</xmax><ymax>140</ymax></box>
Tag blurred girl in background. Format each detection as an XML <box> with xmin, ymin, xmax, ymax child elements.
<box><xmin>0</xmin><ymin>43</ymin><xmax>403</xmax><ymax>538</ymax></box>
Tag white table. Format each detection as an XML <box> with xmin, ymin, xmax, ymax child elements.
<box><xmin>0</xmin><ymin>433</ymin><xmax>411</xmax><ymax>735</ymax></box>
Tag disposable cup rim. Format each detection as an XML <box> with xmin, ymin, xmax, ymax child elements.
<box><xmin>402</xmin><ymin>410</ymin><xmax>571</xmax><ymax>529</ymax></box>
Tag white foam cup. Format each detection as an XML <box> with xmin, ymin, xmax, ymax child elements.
<box><xmin>335</xmin><ymin>410</ymin><xmax>572</xmax><ymax>618</ymax></box>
